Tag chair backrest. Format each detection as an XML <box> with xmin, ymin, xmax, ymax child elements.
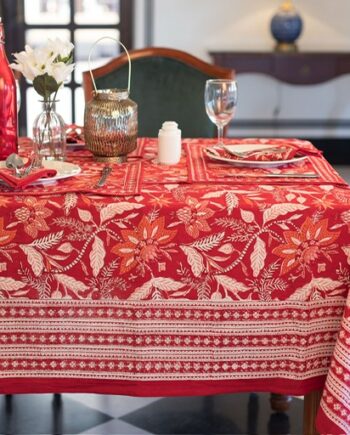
<box><xmin>83</xmin><ymin>47</ymin><xmax>235</xmax><ymax>138</ymax></box>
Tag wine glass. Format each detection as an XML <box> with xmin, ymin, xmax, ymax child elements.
<box><xmin>15</xmin><ymin>79</ymin><xmax>21</xmax><ymax>113</ymax></box>
<box><xmin>204</xmin><ymin>79</ymin><xmax>237</xmax><ymax>145</ymax></box>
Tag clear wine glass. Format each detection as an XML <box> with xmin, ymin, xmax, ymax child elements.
<box><xmin>205</xmin><ymin>79</ymin><xmax>237</xmax><ymax>145</ymax></box>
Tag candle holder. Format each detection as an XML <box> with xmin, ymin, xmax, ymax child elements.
<box><xmin>84</xmin><ymin>37</ymin><xmax>138</xmax><ymax>163</ymax></box>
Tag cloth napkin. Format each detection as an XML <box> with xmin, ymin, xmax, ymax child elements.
<box><xmin>0</xmin><ymin>168</ymin><xmax>57</xmax><ymax>189</ymax></box>
<box><xmin>213</xmin><ymin>145</ymin><xmax>319</xmax><ymax>162</ymax></box>
<box><xmin>66</xmin><ymin>124</ymin><xmax>85</xmax><ymax>145</ymax></box>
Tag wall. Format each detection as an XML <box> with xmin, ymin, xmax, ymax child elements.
<box><xmin>134</xmin><ymin>0</ymin><xmax>350</xmax><ymax>138</ymax></box>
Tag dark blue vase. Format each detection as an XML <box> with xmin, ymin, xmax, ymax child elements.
<box><xmin>271</xmin><ymin>1</ymin><xmax>303</xmax><ymax>51</ymax></box>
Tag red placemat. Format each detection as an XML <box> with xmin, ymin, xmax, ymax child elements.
<box><xmin>132</xmin><ymin>138</ymin><xmax>188</xmax><ymax>184</ymax></box>
<box><xmin>184</xmin><ymin>138</ymin><xmax>347</xmax><ymax>186</ymax></box>
<box><xmin>1</xmin><ymin>139</ymin><xmax>143</xmax><ymax>196</ymax></box>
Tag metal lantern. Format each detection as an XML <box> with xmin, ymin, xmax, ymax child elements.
<box><xmin>84</xmin><ymin>38</ymin><xmax>138</xmax><ymax>163</ymax></box>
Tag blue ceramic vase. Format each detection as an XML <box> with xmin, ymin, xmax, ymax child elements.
<box><xmin>271</xmin><ymin>1</ymin><xmax>303</xmax><ymax>51</ymax></box>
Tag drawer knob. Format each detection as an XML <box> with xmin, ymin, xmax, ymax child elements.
<box><xmin>300</xmin><ymin>65</ymin><xmax>311</xmax><ymax>76</ymax></box>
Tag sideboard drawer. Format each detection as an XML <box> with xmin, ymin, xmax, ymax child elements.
<box><xmin>209</xmin><ymin>52</ymin><xmax>350</xmax><ymax>85</ymax></box>
<box><xmin>275</xmin><ymin>55</ymin><xmax>337</xmax><ymax>85</ymax></box>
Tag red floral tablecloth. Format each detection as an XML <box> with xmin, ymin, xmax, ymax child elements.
<box><xmin>1</xmin><ymin>138</ymin><xmax>350</xmax><ymax>434</ymax></box>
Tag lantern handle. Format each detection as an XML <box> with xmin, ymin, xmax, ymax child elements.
<box><xmin>88</xmin><ymin>37</ymin><xmax>131</xmax><ymax>94</ymax></box>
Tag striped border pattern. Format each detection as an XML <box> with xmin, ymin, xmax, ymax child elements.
<box><xmin>0</xmin><ymin>299</ymin><xmax>344</xmax><ymax>383</ymax></box>
<box><xmin>318</xmin><ymin>305</ymin><xmax>350</xmax><ymax>434</ymax></box>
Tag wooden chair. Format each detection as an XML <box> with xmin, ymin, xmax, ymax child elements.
<box><xmin>83</xmin><ymin>47</ymin><xmax>235</xmax><ymax>137</ymax></box>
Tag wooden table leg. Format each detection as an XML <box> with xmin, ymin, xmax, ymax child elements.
<box><xmin>303</xmin><ymin>390</ymin><xmax>322</xmax><ymax>435</ymax></box>
<box><xmin>5</xmin><ymin>395</ymin><xmax>13</xmax><ymax>434</ymax></box>
<box><xmin>52</xmin><ymin>393</ymin><xmax>63</xmax><ymax>435</ymax></box>
<box><xmin>270</xmin><ymin>393</ymin><xmax>292</xmax><ymax>412</ymax></box>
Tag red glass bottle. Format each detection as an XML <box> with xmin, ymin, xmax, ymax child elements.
<box><xmin>0</xmin><ymin>19</ymin><xmax>17</xmax><ymax>160</ymax></box>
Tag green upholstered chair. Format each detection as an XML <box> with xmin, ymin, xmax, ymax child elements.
<box><xmin>83</xmin><ymin>47</ymin><xmax>235</xmax><ymax>138</ymax></box>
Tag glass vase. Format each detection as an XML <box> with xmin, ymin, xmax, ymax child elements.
<box><xmin>33</xmin><ymin>101</ymin><xmax>66</xmax><ymax>163</ymax></box>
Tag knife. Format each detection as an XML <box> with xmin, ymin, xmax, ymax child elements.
<box><xmin>94</xmin><ymin>165</ymin><xmax>112</xmax><ymax>188</ymax></box>
<box><xmin>220</xmin><ymin>172</ymin><xmax>320</xmax><ymax>179</ymax></box>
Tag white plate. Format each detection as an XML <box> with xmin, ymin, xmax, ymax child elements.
<box><xmin>205</xmin><ymin>145</ymin><xmax>308</xmax><ymax>168</ymax></box>
<box><xmin>0</xmin><ymin>160</ymin><xmax>81</xmax><ymax>185</ymax></box>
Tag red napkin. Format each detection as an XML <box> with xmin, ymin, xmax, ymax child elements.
<box><xmin>0</xmin><ymin>168</ymin><xmax>57</xmax><ymax>189</ymax></box>
<box><xmin>236</xmin><ymin>146</ymin><xmax>300</xmax><ymax>161</ymax></box>
<box><xmin>214</xmin><ymin>145</ymin><xmax>319</xmax><ymax>162</ymax></box>
<box><xmin>66</xmin><ymin>124</ymin><xmax>85</xmax><ymax>145</ymax></box>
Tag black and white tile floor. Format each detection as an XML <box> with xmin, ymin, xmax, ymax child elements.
<box><xmin>0</xmin><ymin>392</ymin><xmax>304</xmax><ymax>435</ymax></box>
<box><xmin>1</xmin><ymin>165</ymin><xmax>348</xmax><ymax>435</ymax></box>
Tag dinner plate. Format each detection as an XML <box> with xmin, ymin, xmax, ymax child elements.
<box><xmin>0</xmin><ymin>160</ymin><xmax>81</xmax><ymax>185</ymax></box>
<box><xmin>205</xmin><ymin>145</ymin><xmax>308</xmax><ymax>168</ymax></box>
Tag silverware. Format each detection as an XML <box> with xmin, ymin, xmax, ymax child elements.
<box><xmin>94</xmin><ymin>165</ymin><xmax>112</xmax><ymax>188</ymax></box>
<box><xmin>5</xmin><ymin>153</ymin><xmax>24</xmax><ymax>177</ymax></box>
<box><xmin>21</xmin><ymin>159</ymin><xmax>35</xmax><ymax>177</ymax></box>
<box><xmin>219</xmin><ymin>172</ymin><xmax>320</xmax><ymax>179</ymax></box>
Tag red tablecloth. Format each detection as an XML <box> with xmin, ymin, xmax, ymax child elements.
<box><xmin>1</xmin><ymin>138</ymin><xmax>350</xmax><ymax>434</ymax></box>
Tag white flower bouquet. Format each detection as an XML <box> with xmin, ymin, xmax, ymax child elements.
<box><xmin>11</xmin><ymin>38</ymin><xmax>74</xmax><ymax>103</ymax></box>
<box><xmin>11</xmin><ymin>38</ymin><xmax>75</xmax><ymax>163</ymax></box>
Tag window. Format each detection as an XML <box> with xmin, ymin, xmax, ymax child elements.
<box><xmin>4</xmin><ymin>0</ymin><xmax>133</xmax><ymax>134</ymax></box>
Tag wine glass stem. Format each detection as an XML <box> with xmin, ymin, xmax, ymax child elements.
<box><xmin>217</xmin><ymin>125</ymin><xmax>224</xmax><ymax>145</ymax></box>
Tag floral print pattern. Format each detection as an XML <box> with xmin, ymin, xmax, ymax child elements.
<box><xmin>0</xmin><ymin>137</ymin><xmax>349</xmax><ymax>303</ymax></box>
<box><xmin>14</xmin><ymin>197</ymin><xmax>53</xmax><ymax>238</ymax></box>
<box><xmin>176</xmin><ymin>196</ymin><xmax>214</xmax><ymax>238</ymax></box>
<box><xmin>0</xmin><ymin>182</ymin><xmax>348</xmax><ymax>302</ymax></box>
<box><xmin>273</xmin><ymin>218</ymin><xmax>340</xmax><ymax>275</ymax></box>
<box><xmin>0</xmin><ymin>217</ymin><xmax>16</xmax><ymax>246</ymax></box>
<box><xmin>112</xmin><ymin>216</ymin><xmax>177</xmax><ymax>274</ymax></box>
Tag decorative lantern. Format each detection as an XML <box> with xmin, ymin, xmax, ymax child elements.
<box><xmin>84</xmin><ymin>38</ymin><xmax>138</xmax><ymax>163</ymax></box>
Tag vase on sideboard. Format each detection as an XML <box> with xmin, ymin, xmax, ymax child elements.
<box><xmin>270</xmin><ymin>0</ymin><xmax>303</xmax><ymax>52</ymax></box>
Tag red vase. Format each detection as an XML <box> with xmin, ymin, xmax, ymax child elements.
<box><xmin>0</xmin><ymin>21</ymin><xmax>17</xmax><ymax>160</ymax></box>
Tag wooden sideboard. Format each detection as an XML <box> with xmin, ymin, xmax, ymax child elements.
<box><xmin>209</xmin><ymin>51</ymin><xmax>350</xmax><ymax>164</ymax></box>
<box><xmin>209</xmin><ymin>51</ymin><xmax>350</xmax><ymax>85</ymax></box>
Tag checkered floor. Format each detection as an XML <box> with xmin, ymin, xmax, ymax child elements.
<box><xmin>0</xmin><ymin>392</ymin><xmax>304</xmax><ymax>434</ymax></box>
